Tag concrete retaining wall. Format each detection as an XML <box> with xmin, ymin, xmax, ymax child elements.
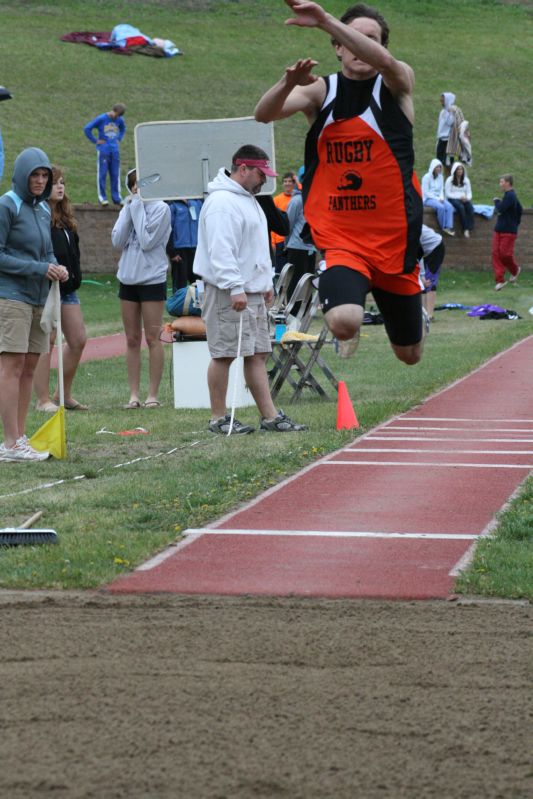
<box><xmin>74</xmin><ymin>203</ymin><xmax>532</xmax><ymax>275</ymax></box>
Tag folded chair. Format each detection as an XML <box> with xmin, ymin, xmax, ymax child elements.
<box><xmin>268</xmin><ymin>273</ymin><xmax>339</xmax><ymax>401</ymax></box>
<box><xmin>269</xmin><ymin>261</ymin><xmax>295</xmax><ymax>324</ymax></box>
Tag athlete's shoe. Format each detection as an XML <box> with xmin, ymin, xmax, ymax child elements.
<box><xmin>494</xmin><ymin>281</ymin><xmax>507</xmax><ymax>291</ymax></box>
<box><xmin>337</xmin><ymin>331</ymin><xmax>360</xmax><ymax>359</ymax></box>
<box><xmin>0</xmin><ymin>441</ymin><xmax>49</xmax><ymax>461</ymax></box>
<box><xmin>509</xmin><ymin>267</ymin><xmax>521</xmax><ymax>284</ymax></box>
<box><xmin>260</xmin><ymin>410</ymin><xmax>307</xmax><ymax>432</ymax></box>
<box><xmin>208</xmin><ymin>415</ymin><xmax>255</xmax><ymax>435</ymax></box>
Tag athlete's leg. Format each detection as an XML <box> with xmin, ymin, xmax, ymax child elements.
<box><xmin>318</xmin><ymin>266</ymin><xmax>369</xmax><ymax>340</ymax></box>
<box><xmin>372</xmin><ymin>288</ymin><xmax>424</xmax><ymax>365</ymax></box>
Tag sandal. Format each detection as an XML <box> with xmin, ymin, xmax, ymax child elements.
<box><xmin>64</xmin><ymin>399</ymin><xmax>89</xmax><ymax>411</ymax></box>
<box><xmin>123</xmin><ymin>400</ymin><xmax>141</xmax><ymax>409</ymax></box>
<box><xmin>35</xmin><ymin>401</ymin><xmax>59</xmax><ymax>413</ymax></box>
<box><xmin>143</xmin><ymin>400</ymin><xmax>162</xmax><ymax>408</ymax></box>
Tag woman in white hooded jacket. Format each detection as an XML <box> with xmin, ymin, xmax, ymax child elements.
<box><xmin>421</xmin><ymin>158</ymin><xmax>455</xmax><ymax>236</ymax></box>
<box><xmin>445</xmin><ymin>162</ymin><xmax>474</xmax><ymax>238</ymax></box>
<box><xmin>111</xmin><ymin>169</ymin><xmax>171</xmax><ymax>408</ymax></box>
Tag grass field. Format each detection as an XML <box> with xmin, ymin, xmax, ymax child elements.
<box><xmin>0</xmin><ymin>0</ymin><xmax>532</xmax><ymax>203</ymax></box>
<box><xmin>0</xmin><ymin>271</ymin><xmax>531</xmax><ymax>598</ymax></box>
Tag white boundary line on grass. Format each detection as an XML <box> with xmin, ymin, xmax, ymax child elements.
<box><xmin>0</xmin><ymin>443</ymin><xmax>201</xmax><ymax>501</ymax></box>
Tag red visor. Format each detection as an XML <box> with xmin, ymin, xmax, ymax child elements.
<box><xmin>234</xmin><ymin>158</ymin><xmax>277</xmax><ymax>177</ymax></box>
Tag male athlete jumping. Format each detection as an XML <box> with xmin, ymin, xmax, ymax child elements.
<box><xmin>255</xmin><ymin>1</ymin><xmax>424</xmax><ymax>364</ymax></box>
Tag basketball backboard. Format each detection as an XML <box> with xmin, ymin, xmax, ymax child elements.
<box><xmin>134</xmin><ymin>116</ymin><xmax>276</xmax><ymax>200</ymax></box>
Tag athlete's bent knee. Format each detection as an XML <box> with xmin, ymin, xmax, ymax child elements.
<box><xmin>324</xmin><ymin>305</ymin><xmax>363</xmax><ymax>340</ymax></box>
<box><xmin>392</xmin><ymin>343</ymin><xmax>423</xmax><ymax>365</ymax></box>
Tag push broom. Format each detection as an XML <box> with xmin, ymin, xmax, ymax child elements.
<box><xmin>0</xmin><ymin>511</ymin><xmax>58</xmax><ymax>546</ymax></box>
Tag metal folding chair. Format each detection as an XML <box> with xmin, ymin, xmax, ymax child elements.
<box><xmin>268</xmin><ymin>273</ymin><xmax>339</xmax><ymax>401</ymax></box>
<box><xmin>269</xmin><ymin>261</ymin><xmax>295</xmax><ymax>324</ymax></box>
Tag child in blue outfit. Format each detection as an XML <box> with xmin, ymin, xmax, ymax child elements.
<box><xmin>83</xmin><ymin>103</ymin><xmax>126</xmax><ymax>206</ymax></box>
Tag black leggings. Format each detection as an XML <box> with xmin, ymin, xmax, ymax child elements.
<box><xmin>318</xmin><ymin>266</ymin><xmax>422</xmax><ymax>346</ymax></box>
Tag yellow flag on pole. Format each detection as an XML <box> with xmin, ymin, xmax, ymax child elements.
<box><xmin>29</xmin><ymin>282</ymin><xmax>67</xmax><ymax>459</ymax></box>
<box><xmin>29</xmin><ymin>406</ymin><xmax>67</xmax><ymax>459</ymax></box>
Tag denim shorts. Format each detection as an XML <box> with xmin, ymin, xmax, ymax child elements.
<box><xmin>61</xmin><ymin>291</ymin><xmax>80</xmax><ymax>306</ymax></box>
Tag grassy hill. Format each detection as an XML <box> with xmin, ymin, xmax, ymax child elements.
<box><xmin>0</xmin><ymin>0</ymin><xmax>531</xmax><ymax>204</ymax></box>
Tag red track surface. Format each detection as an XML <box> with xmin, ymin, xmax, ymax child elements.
<box><xmin>108</xmin><ymin>336</ymin><xmax>533</xmax><ymax>600</ymax></box>
<box><xmin>51</xmin><ymin>332</ymin><xmax>143</xmax><ymax>367</ymax></box>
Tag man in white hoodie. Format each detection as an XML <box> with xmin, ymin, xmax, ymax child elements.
<box><xmin>193</xmin><ymin>144</ymin><xmax>307</xmax><ymax>435</ymax></box>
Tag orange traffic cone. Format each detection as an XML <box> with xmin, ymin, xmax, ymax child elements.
<box><xmin>336</xmin><ymin>381</ymin><xmax>359</xmax><ymax>430</ymax></box>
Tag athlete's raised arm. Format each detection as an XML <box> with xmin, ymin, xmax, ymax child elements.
<box><xmin>282</xmin><ymin>0</ymin><xmax>414</xmax><ymax>121</ymax></box>
<box><xmin>254</xmin><ymin>58</ymin><xmax>325</xmax><ymax>125</ymax></box>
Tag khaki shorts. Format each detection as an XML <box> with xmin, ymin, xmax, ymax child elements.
<box><xmin>0</xmin><ymin>299</ymin><xmax>49</xmax><ymax>354</ymax></box>
<box><xmin>202</xmin><ymin>285</ymin><xmax>271</xmax><ymax>359</ymax></box>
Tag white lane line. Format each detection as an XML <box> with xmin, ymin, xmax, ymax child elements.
<box><xmin>323</xmin><ymin>460</ymin><xmax>533</xmax><ymax>469</ymax></box>
<box><xmin>390</xmin><ymin>416</ymin><xmax>533</xmax><ymax>424</ymax></box>
<box><xmin>182</xmin><ymin>528</ymin><xmax>480</xmax><ymax>540</ymax></box>
<box><xmin>135</xmin><ymin>534</ymin><xmax>201</xmax><ymax>571</ymax></box>
<box><xmin>344</xmin><ymin>447</ymin><xmax>533</xmax><ymax>455</ymax></box>
<box><xmin>383</xmin><ymin>425</ymin><xmax>533</xmax><ymax>433</ymax></box>
<box><xmin>366</xmin><ymin>436</ymin><xmax>533</xmax><ymax>443</ymax></box>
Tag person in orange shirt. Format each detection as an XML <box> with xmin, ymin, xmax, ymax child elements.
<box><xmin>271</xmin><ymin>171</ymin><xmax>297</xmax><ymax>273</ymax></box>
<box><xmin>255</xmin><ymin>1</ymin><xmax>424</xmax><ymax>366</ymax></box>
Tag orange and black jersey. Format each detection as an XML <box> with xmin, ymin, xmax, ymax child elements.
<box><xmin>302</xmin><ymin>72</ymin><xmax>422</xmax><ymax>277</ymax></box>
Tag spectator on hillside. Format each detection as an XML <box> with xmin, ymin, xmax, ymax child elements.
<box><xmin>436</xmin><ymin>92</ymin><xmax>455</xmax><ymax>169</ymax></box>
<box><xmin>83</xmin><ymin>103</ymin><xmax>126</xmax><ymax>206</ymax></box>
<box><xmin>492</xmin><ymin>174</ymin><xmax>522</xmax><ymax>291</ymax></box>
<box><xmin>0</xmin><ymin>147</ymin><xmax>68</xmax><ymax>461</ymax></box>
<box><xmin>421</xmin><ymin>159</ymin><xmax>455</xmax><ymax>236</ymax></box>
<box><xmin>33</xmin><ymin>166</ymin><xmax>88</xmax><ymax>412</ymax></box>
<box><xmin>111</xmin><ymin>168</ymin><xmax>171</xmax><ymax>409</ymax></box>
<box><xmin>166</xmin><ymin>199</ymin><xmax>203</xmax><ymax>291</ymax></box>
<box><xmin>445</xmin><ymin>162</ymin><xmax>474</xmax><ymax>238</ymax></box>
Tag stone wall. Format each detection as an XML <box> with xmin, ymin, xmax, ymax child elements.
<box><xmin>74</xmin><ymin>203</ymin><xmax>532</xmax><ymax>274</ymax></box>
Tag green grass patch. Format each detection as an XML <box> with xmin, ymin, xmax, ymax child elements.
<box><xmin>0</xmin><ymin>0</ymin><xmax>532</xmax><ymax>203</ymax></box>
<box><xmin>0</xmin><ymin>270</ymin><xmax>532</xmax><ymax>595</ymax></box>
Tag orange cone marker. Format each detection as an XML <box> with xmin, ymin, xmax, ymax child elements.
<box><xmin>336</xmin><ymin>381</ymin><xmax>359</xmax><ymax>430</ymax></box>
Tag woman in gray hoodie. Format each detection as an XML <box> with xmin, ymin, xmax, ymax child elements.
<box><xmin>0</xmin><ymin>147</ymin><xmax>68</xmax><ymax>461</ymax></box>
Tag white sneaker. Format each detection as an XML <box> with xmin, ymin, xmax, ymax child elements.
<box><xmin>494</xmin><ymin>281</ymin><xmax>507</xmax><ymax>291</ymax></box>
<box><xmin>0</xmin><ymin>441</ymin><xmax>49</xmax><ymax>462</ymax></box>
<box><xmin>443</xmin><ymin>228</ymin><xmax>455</xmax><ymax>237</ymax></box>
<box><xmin>464</xmin><ymin>230</ymin><xmax>470</xmax><ymax>238</ymax></box>
<box><xmin>509</xmin><ymin>267</ymin><xmax>521</xmax><ymax>284</ymax></box>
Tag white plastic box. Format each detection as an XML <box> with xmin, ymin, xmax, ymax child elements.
<box><xmin>172</xmin><ymin>341</ymin><xmax>255</xmax><ymax>409</ymax></box>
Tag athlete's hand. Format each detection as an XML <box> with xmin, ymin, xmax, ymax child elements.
<box><xmin>231</xmin><ymin>292</ymin><xmax>248</xmax><ymax>312</ymax></box>
<box><xmin>264</xmin><ymin>289</ymin><xmax>274</xmax><ymax>306</ymax></box>
<box><xmin>285</xmin><ymin>0</ymin><xmax>328</xmax><ymax>29</ymax></box>
<box><xmin>284</xmin><ymin>58</ymin><xmax>319</xmax><ymax>89</ymax></box>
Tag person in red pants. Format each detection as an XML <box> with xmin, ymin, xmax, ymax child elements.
<box><xmin>492</xmin><ymin>174</ymin><xmax>522</xmax><ymax>291</ymax></box>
